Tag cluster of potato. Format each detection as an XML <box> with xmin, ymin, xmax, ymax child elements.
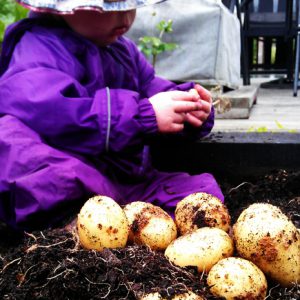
<box><xmin>77</xmin><ymin>196</ymin><xmax>177</xmax><ymax>252</ymax></box>
<box><xmin>77</xmin><ymin>193</ymin><xmax>300</xmax><ymax>300</ymax></box>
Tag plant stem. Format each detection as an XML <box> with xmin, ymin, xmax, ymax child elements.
<box><xmin>159</xmin><ymin>29</ymin><xmax>165</xmax><ymax>40</ymax></box>
<box><xmin>152</xmin><ymin>55</ymin><xmax>157</xmax><ymax>68</ymax></box>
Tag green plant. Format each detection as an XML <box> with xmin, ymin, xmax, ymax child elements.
<box><xmin>138</xmin><ymin>19</ymin><xmax>178</xmax><ymax>68</ymax></box>
<box><xmin>0</xmin><ymin>0</ymin><xmax>28</xmax><ymax>42</ymax></box>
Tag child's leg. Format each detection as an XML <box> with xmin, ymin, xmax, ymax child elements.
<box><xmin>120</xmin><ymin>170</ymin><xmax>224</xmax><ymax>217</ymax></box>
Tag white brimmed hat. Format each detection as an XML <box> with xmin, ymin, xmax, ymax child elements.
<box><xmin>17</xmin><ymin>0</ymin><xmax>166</xmax><ymax>13</ymax></box>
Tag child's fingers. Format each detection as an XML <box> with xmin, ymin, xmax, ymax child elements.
<box><xmin>199</xmin><ymin>99</ymin><xmax>212</xmax><ymax>114</ymax></box>
<box><xmin>174</xmin><ymin>101</ymin><xmax>201</xmax><ymax>113</ymax></box>
<box><xmin>171</xmin><ymin>91</ymin><xmax>200</xmax><ymax>102</ymax></box>
<box><xmin>190</xmin><ymin>110</ymin><xmax>205</xmax><ymax>118</ymax></box>
<box><xmin>173</xmin><ymin>113</ymin><xmax>187</xmax><ymax>124</ymax></box>
<box><xmin>189</xmin><ymin>110</ymin><xmax>209</xmax><ymax>123</ymax></box>
<box><xmin>185</xmin><ymin>113</ymin><xmax>203</xmax><ymax>127</ymax></box>
<box><xmin>169</xmin><ymin>123</ymin><xmax>184</xmax><ymax>132</ymax></box>
<box><xmin>194</xmin><ymin>84</ymin><xmax>212</xmax><ymax>103</ymax></box>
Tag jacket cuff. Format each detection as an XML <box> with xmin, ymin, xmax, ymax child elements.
<box><xmin>138</xmin><ymin>98</ymin><xmax>158</xmax><ymax>135</ymax></box>
<box><xmin>183</xmin><ymin>105</ymin><xmax>215</xmax><ymax>139</ymax></box>
<box><xmin>199</xmin><ymin>105</ymin><xmax>215</xmax><ymax>137</ymax></box>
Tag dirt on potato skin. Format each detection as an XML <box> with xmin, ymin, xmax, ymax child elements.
<box><xmin>0</xmin><ymin>169</ymin><xmax>299</xmax><ymax>300</ymax></box>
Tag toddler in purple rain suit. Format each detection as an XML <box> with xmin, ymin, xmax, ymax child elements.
<box><xmin>0</xmin><ymin>0</ymin><xmax>224</xmax><ymax>230</ymax></box>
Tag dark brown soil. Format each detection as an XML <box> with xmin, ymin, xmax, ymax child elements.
<box><xmin>0</xmin><ymin>169</ymin><xmax>299</xmax><ymax>300</ymax></box>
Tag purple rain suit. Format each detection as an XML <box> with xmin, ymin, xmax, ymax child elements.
<box><xmin>0</xmin><ymin>15</ymin><xmax>223</xmax><ymax>230</ymax></box>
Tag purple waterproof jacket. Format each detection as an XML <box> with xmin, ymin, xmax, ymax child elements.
<box><xmin>0</xmin><ymin>15</ymin><xmax>223</xmax><ymax>230</ymax></box>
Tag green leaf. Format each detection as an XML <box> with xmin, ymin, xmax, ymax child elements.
<box><xmin>154</xmin><ymin>46</ymin><xmax>165</xmax><ymax>55</ymax></box>
<box><xmin>141</xmin><ymin>48</ymin><xmax>152</xmax><ymax>57</ymax></box>
<box><xmin>138</xmin><ymin>18</ymin><xmax>178</xmax><ymax>67</ymax></box>
<box><xmin>0</xmin><ymin>0</ymin><xmax>28</xmax><ymax>43</ymax></box>
<box><xmin>163</xmin><ymin>43</ymin><xmax>178</xmax><ymax>51</ymax></box>
<box><xmin>156</xmin><ymin>20</ymin><xmax>167</xmax><ymax>32</ymax></box>
<box><xmin>156</xmin><ymin>19</ymin><xmax>173</xmax><ymax>32</ymax></box>
<box><xmin>0</xmin><ymin>20</ymin><xmax>5</xmax><ymax>42</ymax></box>
<box><xmin>15</xmin><ymin>3</ymin><xmax>29</xmax><ymax>20</ymax></box>
<box><xmin>164</xmin><ymin>20</ymin><xmax>174</xmax><ymax>33</ymax></box>
<box><xmin>151</xmin><ymin>37</ymin><xmax>162</xmax><ymax>47</ymax></box>
<box><xmin>139</xmin><ymin>36</ymin><xmax>153</xmax><ymax>44</ymax></box>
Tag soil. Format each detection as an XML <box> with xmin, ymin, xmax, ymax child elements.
<box><xmin>0</xmin><ymin>169</ymin><xmax>299</xmax><ymax>300</ymax></box>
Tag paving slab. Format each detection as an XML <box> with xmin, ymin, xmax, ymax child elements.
<box><xmin>213</xmin><ymin>78</ymin><xmax>300</xmax><ymax>132</ymax></box>
<box><xmin>215</xmin><ymin>85</ymin><xmax>258</xmax><ymax>119</ymax></box>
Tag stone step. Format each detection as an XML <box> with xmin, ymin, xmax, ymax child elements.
<box><xmin>215</xmin><ymin>85</ymin><xmax>259</xmax><ymax>119</ymax></box>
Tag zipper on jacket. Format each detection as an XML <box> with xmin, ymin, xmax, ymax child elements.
<box><xmin>105</xmin><ymin>87</ymin><xmax>111</xmax><ymax>152</ymax></box>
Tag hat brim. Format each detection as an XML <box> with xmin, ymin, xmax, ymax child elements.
<box><xmin>17</xmin><ymin>0</ymin><xmax>166</xmax><ymax>13</ymax></box>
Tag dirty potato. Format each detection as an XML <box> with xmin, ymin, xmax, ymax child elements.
<box><xmin>165</xmin><ymin>227</ymin><xmax>234</xmax><ymax>273</ymax></box>
<box><xmin>140</xmin><ymin>291</ymin><xmax>203</xmax><ymax>300</ymax></box>
<box><xmin>207</xmin><ymin>257</ymin><xmax>267</xmax><ymax>300</ymax></box>
<box><xmin>233</xmin><ymin>203</ymin><xmax>300</xmax><ymax>287</ymax></box>
<box><xmin>124</xmin><ymin>201</ymin><xmax>177</xmax><ymax>250</ymax></box>
<box><xmin>172</xmin><ymin>291</ymin><xmax>204</xmax><ymax>300</ymax></box>
<box><xmin>77</xmin><ymin>195</ymin><xmax>129</xmax><ymax>251</ymax></box>
<box><xmin>175</xmin><ymin>193</ymin><xmax>231</xmax><ymax>235</ymax></box>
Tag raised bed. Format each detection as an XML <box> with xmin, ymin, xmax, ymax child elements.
<box><xmin>151</xmin><ymin>132</ymin><xmax>300</xmax><ymax>182</ymax></box>
<box><xmin>0</xmin><ymin>132</ymin><xmax>299</xmax><ymax>299</ymax></box>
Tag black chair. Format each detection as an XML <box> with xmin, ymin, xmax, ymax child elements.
<box><xmin>240</xmin><ymin>0</ymin><xmax>298</xmax><ymax>85</ymax></box>
<box><xmin>222</xmin><ymin>0</ymin><xmax>236</xmax><ymax>12</ymax></box>
<box><xmin>293</xmin><ymin>0</ymin><xmax>300</xmax><ymax>96</ymax></box>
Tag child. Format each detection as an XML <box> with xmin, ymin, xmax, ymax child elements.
<box><xmin>0</xmin><ymin>0</ymin><xmax>223</xmax><ymax>230</ymax></box>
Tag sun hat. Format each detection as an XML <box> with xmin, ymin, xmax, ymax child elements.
<box><xmin>16</xmin><ymin>0</ymin><xmax>166</xmax><ymax>13</ymax></box>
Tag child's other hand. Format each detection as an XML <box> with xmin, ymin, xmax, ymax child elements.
<box><xmin>149</xmin><ymin>91</ymin><xmax>201</xmax><ymax>133</ymax></box>
<box><xmin>186</xmin><ymin>84</ymin><xmax>212</xmax><ymax>127</ymax></box>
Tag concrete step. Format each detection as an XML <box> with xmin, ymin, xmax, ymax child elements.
<box><xmin>215</xmin><ymin>85</ymin><xmax>258</xmax><ymax>119</ymax></box>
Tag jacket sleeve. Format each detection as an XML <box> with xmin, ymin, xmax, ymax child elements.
<box><xmin>127</xmin><ymin>38</ymin><xmax>215</xmax><ymax>138</ymax></box>
<box><xmin>0</xmin><ymin>32</ymin><xmax>158</xmax><ymax>156</ymax></box>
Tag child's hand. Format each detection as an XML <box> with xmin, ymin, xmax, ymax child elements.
<box><xmin>149</xmin><ymin>91</ymin><xmax>201</xmax><ymax>133</ymax></box>
<box><xmin>186</xmin><ymin>84</ymin><xmax>212</xmax><ymax>127</ymax></box>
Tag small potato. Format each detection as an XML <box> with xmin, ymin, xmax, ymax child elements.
<box><xmin>172</xmin><ymin>291</ymin><xmax>203</xmax><ymax>300</ymax></box>
<box><xmin>207</xmin><ymin>257</ymin><xmax>267</xmax><ymax>300</ymax></box>
<box><xmin>124</xmin><ymin>201</ymin><xmax>177</xmax><ymax>250</ymax></box>
<box><xmin>140</xmin><ymin>291</ymin><xmax>203</xmax><ymax>300</ymax></box>
<box><xmin>165</xmin><ymin>227</ymin><xmax>234</xmax><ymax>273</ymax></box>
<box><xmin>233</xmin><ymin>203</ymin><xmax>300</xmax><ymax>287</ymax></box>
<box><xmin>175</xmin><ymin>193</ymin><xmax>231</xmax><ymax>235</ymax></box>
<box><xmin>140</xmin><ymin>292</ymin><xmax>164</xmax><ymax>300</ymax></box>
<box><xmin>77</xmin><ymin>195</ymin><xmax>129</xmax><ymax>251</ymax></box>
